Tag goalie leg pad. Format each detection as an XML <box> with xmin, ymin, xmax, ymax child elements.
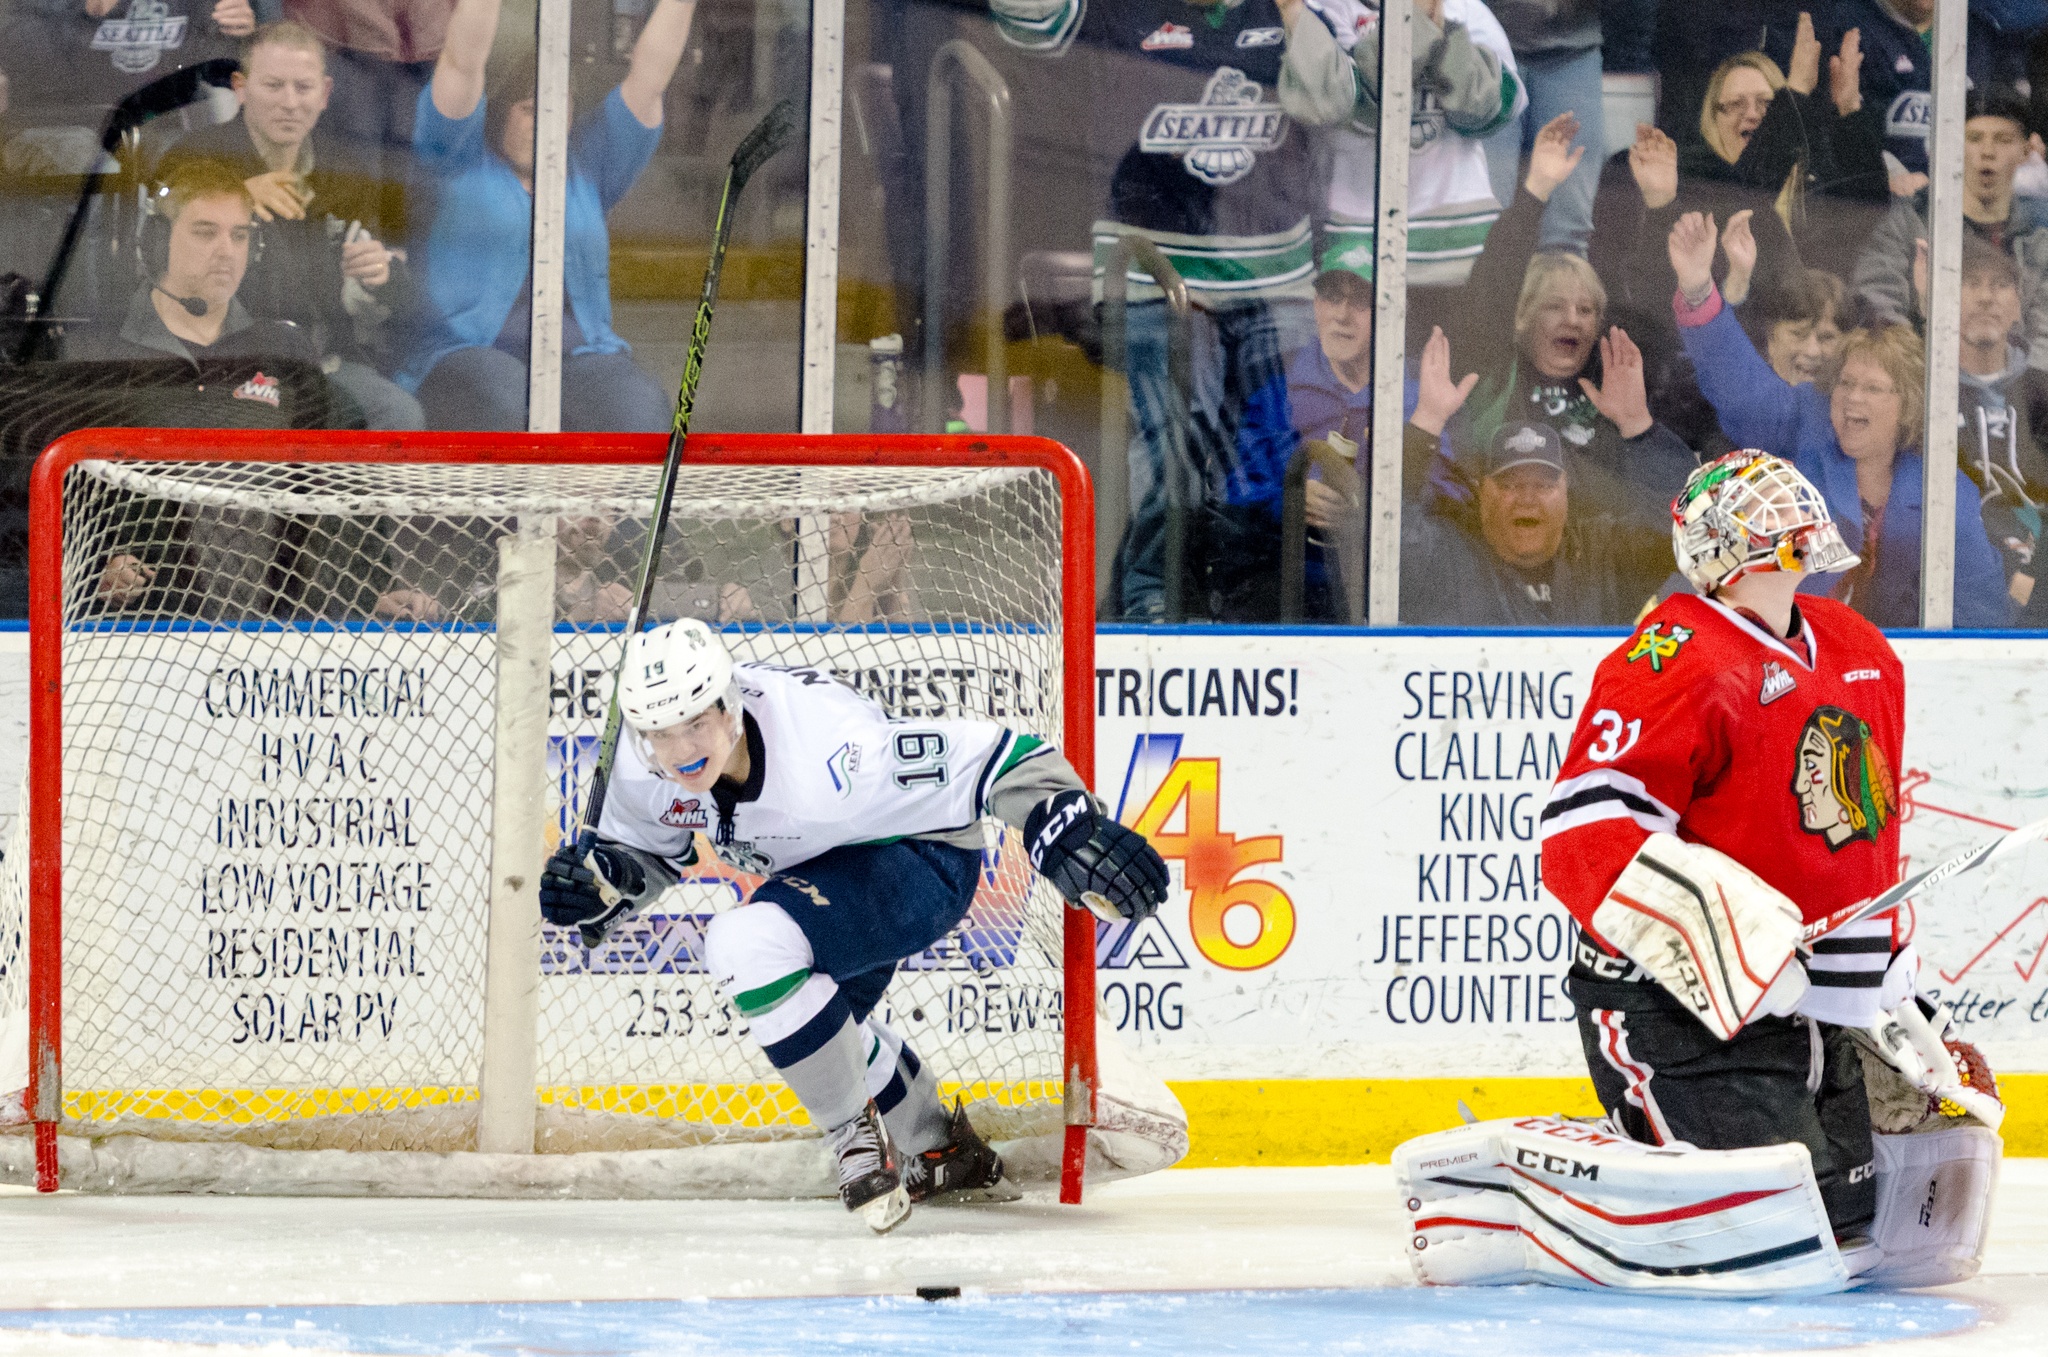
<box><xmin>1861</xmin><ymin>1125</ymin><xmax>2000</xmax><ymax>1288</ymax></box>
<box><xmin>1574</xmin><ymin>970</ymin><xmax>1878</xmax><ymax>1235</ymax></box>
<box><xmin>1395</xmin><ymin>1115</ymin><xmax>1850</xmax><ymax>1296</ymax></box>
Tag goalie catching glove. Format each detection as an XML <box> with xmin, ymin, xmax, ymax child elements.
<box><xmin>539</xmin><ymin>833</ymin><xmax>687</xmax><ymax>946</ymax></box>
<box><xmin>1024</xmin><ymin>789</ymin><xmax>1169</xmax><ymax>923</ymax></box>
<box><xmin>1590</xmin><ymin>832</ymin><xmax>1807</xmax><ymax>1041</ymax></box>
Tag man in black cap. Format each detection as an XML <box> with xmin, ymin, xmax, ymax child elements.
<box><xmin>1398</xmin><ymin>414</ymin><xmax>1678</xmax><ymax>626</ymax></box>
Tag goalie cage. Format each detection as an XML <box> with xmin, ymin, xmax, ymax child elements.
<box><xmin>0</xmin><ymin>428</ymin><xmax>1189</xmax><ymax>1201</ymax></box>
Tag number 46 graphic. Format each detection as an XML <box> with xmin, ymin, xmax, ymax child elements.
<box><xmin>1113</xmin><ymin>734</ymin><xmax>1296</xmax><ymax>970</ymax></box>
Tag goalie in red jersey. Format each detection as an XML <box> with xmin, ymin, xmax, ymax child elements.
<box><xmin>1528</xmin><ymin>451</ymin><xmax>2002</xmax><ymax>1280</ymax></box>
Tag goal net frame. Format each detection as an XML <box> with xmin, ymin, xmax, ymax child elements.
<box><xmin>18</xmin><ymin>427</ymin><xmax>1105</xmax><ymax>1203</ymax></box>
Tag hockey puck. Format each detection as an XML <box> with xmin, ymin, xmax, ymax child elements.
<box><xmin>916</xmin><ymin>1286</ymin><xmax>961</xmax><ymax>1302</ymax></box>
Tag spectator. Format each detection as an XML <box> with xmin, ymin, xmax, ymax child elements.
<box><xmin>990</xmin><ymin>0</ymin><xmax>1320</xmax><ymax>621</ymax></box>
<box><xmin>282</xmin><ymin>0</ymin><xmax>454</xmax><ymax>222</ymax></box>
<box><xmin>1736</xmin><ymin>252</ymin><xmax>1848</xmax><ymax>387</ymax></box>
<box><xmin>1400</xmin><ymin>333</ymin><xmax>1672</xmax><ymax>624</ymax></box>
<box><xmin>67</xmin><ymin>158</ymin><xmax>329</xmax><ymax>422</ymax></box>
<box><xmin>1284</xmin><ymin>257</ymin><xmax>1436</xmax><ymax>486</ymax></box>
<box><xmin>1279</xmin><ymin>0</ymin><xmax>1524</xmax><ymax>287</ymax></box>
<box><xmin>1433</xmin><ymin>111</ymin><xmax>1697</xmax><ymax>525</ymax></box>
<box><xmin>1854</xmin><ymin>85</ymin><xmax>2048</xmax><ymax>366</ymax></box>
<box><xmin>0</xmin><ymin>0</ymin><xmax>251</xmax><ymax>173</ymax></box>
<box><xmin>1829</xmin><ymin>0</ymin><xmax>2027</xmax><ymax>180</ymax></box>
<box><xmin>1478</xmin><ymin>0</ymin><xmax>1603</xmax><ymax>255</ymax></box>
<box><xmin>1952</xmin><ymin>239</ymin><xmax>2048</xmax><ymax>620</ymax></box>
<box><xmin>1287</xmin><ymin>263</ymin><xmax>1377</xmax><ymax>448</ymax></box>
<box><xmin>1652</xmin><ymin>0</ymin><xmax>1808</xmax><ymax>153</ymax></box>
<box><xmin>157</xmin><ymin>21</ymin><xmax>422</xmax><ymax>428</ymax></box>
<box><xmin>1593</xmin><ymin>21</ymin><xmax>1882</xmax><ymax>349</ymax></box>
<box><xmin>397</xmin><ymin>0</ymin><xmax>696</xmax><ymax>431</ymax></box>
<box><xmin>1669</xmin><ymin>210</ymin><xmax>2013</xmax><ymax>627</ymax></box>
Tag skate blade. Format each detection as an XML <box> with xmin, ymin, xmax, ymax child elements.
<box><xmin>861</xmin><ymin>1185</ymin><xmax>911</xmax><ymax>1233</ymax></box>
<box><xmin>923</xmin><ymin>1175</ymin><xmax>1022</xmax><ymax>1206</ymax></box>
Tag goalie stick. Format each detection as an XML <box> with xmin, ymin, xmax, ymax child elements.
<box><xmin>1801</xmin><ymin>812</ymin><xmax>2048</xmax><ymax>946</ymax></box>
<box><xmin>571</xmin><ymin>98</ymin><xmax>798</xmax><ymax>941</ymax></box>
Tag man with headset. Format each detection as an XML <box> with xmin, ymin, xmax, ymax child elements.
<box><xmin>69</xmin><ymin>156</ymin><xmax>326</xmax><ymax>423</ymax></box>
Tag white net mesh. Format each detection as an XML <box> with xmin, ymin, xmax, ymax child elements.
<box><xmin>0</xmin><ymin>452</ymin><xmax>1075</xmax><ymax>1165</ymax></box>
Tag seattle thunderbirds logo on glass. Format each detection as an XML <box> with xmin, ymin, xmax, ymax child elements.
<box><xmin>1139</xmin><ymin>67</ymin><xmax>1289</xmax><ymax>186</ymax></box>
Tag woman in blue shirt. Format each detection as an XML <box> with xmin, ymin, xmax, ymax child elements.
<box><xmin>1668</xmin><ymin>210</ymin><xmax>2013</xmax><ymax>629</ymax></box>
<box><xmin>399</xmin><ymin>0</ymin><xmax>696</xmax><ymax>430</ymax></box>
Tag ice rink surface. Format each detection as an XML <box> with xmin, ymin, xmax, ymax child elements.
<box><xmin>2</xmin><ymin>1162</ymin><xmax>2045</xmax><ymax>1356</ymax></box>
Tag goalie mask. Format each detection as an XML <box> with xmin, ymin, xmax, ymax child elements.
<box><xmin>1671</xmin><ymin>450</ymin><xmax>1859</xmax><ymax>593</ymax></box>
<box><xmin>617</xmin><ymin>619</ymin><xmax>744</xmax><ymax>785</ymax></box>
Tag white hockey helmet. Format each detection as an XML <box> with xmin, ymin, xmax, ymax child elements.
<box><xmin>1671</xmin><ymin>450</ymin><xmax>1859</xmax><ymax>593</ymax></box>
<box><xmin>616</xmin><ymin>618</ymin><xmax>741</xmax><ymax>734</ymax></box>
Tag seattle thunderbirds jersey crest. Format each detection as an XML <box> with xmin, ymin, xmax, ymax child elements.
<box><xmin>992</xmin><ymin>0</ymin><xmax>1317</xmax><ymax>302</ymax></box>
<box><xmin>1137</xmin><ymin>66</ymin><xmax>1288</xmax><ymax>187</ymax></box>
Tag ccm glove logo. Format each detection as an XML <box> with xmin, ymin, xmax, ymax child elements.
<box><xmin>1024</xmin><ymin>790</ymin><xmax>1170</xmax><ymax>923</ymax></box>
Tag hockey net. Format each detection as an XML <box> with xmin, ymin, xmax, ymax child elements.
<box><xmin>0</xmin><ymin>430</ymin><xmax>1187</xmax><ymax>1198</ymax></box>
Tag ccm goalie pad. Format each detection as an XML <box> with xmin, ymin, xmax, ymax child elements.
<box><xmin>1591</xmin><ymin>833</ymin><xmax>1807</xmax><ymax>1041</ymax></box>
<box><xmin>1849</xmin><ymin>996</ymin><xmax>2003</xmax><ymax>1287</ymax></box>
<box><xmin>1395</xmin><ymin>1116</ymin><xmax>1849</xmax><ymax>1295</ymax></box>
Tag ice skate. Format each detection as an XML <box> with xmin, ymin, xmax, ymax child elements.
<box><xmin>827</xmin><ymin>1101</ymin><xmax>910</xmax><ymax>1233</ymax></box>
<box><xmin>906</xmin><ymin>1101</ymin><xmax>1018</xmax><ymax>1204</ymax></box>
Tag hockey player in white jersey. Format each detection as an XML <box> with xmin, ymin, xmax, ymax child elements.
<box><xmin>537</xmin><ymin>619</ymin><xmax>1169</xmax><ymax>1231</ymax></box>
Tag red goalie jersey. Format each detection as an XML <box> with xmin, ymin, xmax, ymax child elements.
<box><xmin>1542</xmin><ymin>593</ymin><xmax>1905</xmax><ymax>952</ymax></box>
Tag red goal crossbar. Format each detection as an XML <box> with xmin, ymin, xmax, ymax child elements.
<box><xmin>26</xmin><ymin>428</ymin><xmax>1100</xmax><ymax>1203</ymax></box>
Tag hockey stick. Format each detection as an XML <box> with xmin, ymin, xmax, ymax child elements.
<box><xmin>1801</xmin><ymin>811</ymin><xmax>2048</xmax><ymax>945</ymax></box>
<box><xmin>570</xmin><ymin>99</ymin><xmax>798</xmax><ymax>916</ymax></box>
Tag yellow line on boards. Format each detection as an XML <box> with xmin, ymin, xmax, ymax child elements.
<box><xmin>1166</xmin><ymin>1075</ymin><xmax>2048</xmax><ymax>1167</ymax></box>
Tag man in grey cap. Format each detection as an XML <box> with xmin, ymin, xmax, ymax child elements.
<box><xmin>1398</xmin><ymin>414</ymin><xmax>1679</xmax><ymax>626</ymax></box>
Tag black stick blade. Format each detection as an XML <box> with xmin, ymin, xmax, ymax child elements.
<box><xmin>730</xmin><ymin>99</ymin><xmax>800</xmax><ymax>189</ymax></box>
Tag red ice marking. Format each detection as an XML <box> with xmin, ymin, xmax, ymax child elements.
<box><xmin>1897</xmin><ymin>767</ymin><xmax>2017</xmax><ymax>833</ymax></box>
<box><xmin>1413</xmin><ymin>1215</ymin><xmax>1516</xmax><ymax>1232</ymax></box>
<box><xmin>1935</xmin><ymin>897</ymin><xmax>2047</xmax><ymax>985</ymax></box>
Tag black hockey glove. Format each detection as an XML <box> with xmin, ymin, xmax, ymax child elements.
<box><xmin>540</xmin><ymin>833</ymin><xmax>650</xmax><ymax>948</ymax></box>
<box><xmin>1024</xmin><ymin>789</ymin><xmax>1168</xmax><ymax>923</ymax></box>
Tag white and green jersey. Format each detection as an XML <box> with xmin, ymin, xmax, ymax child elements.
<box><xmin>991</xmin><ymin>0</ymin><xmax>1319</xmax><ymax>305</ymax></box>
<box><xmin>1299</xmin><ymin>0</ymin><xmax>1522</xmax><ymax>287</ymax></box>
<box><xmin>597</xmin><ymin>663</ymin><xmax>1083</xmax><ymax>877</ymax></box>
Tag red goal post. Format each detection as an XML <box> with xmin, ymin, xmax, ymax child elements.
<box><xmin>20</xmin><ymin>429</ymin><xmax>1106</xmax><ymax>1202</ymax></box>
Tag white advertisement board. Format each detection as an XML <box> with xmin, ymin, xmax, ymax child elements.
<box><xmin>1090</xmin><ymin>630</ymin><xmax>2048</xmax><ymax>1080</ymax></box>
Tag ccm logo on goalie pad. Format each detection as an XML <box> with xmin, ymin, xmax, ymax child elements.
<box><xmin>1515</xmin><ymin>1148</ymin><xmax>1599</xmax><ymax>1181</ymax></box>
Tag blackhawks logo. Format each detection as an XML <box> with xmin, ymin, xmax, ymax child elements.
<box><xmin>1792</xmin><ymin>706</ymin><xmax>1897</xmax><ymax>851</ymax></box>
<box><xmin>1625</xmin><ymin>622</ymin><xmax>1694</xmax><ymax>672</ymax></box>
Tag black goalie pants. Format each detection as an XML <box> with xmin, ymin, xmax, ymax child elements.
<box><xmin>1569</xmin><ymin>966</ymin><xmax>1877</xmax><ymax>1236</ymax></box>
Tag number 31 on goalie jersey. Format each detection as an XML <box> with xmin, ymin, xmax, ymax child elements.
<box><xmin>1585</xmin><ymin>709</ymin><xmax>1642</xmax><ymax>763</ymax></box>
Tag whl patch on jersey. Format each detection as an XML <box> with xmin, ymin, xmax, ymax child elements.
<box><xmin>1141</xmin><ymin>21</ymin><xmax>1194</xmax><ymax>50</ymax></box>
<box><xmin>232</xmin><ymin>371</ymin><xmax>282</xmax><ymax>407</ymax></box>
<box><xmin>659</xmin><ymin>797</ymin><xmax>708</xmax><ymax>830</ymax></box>
<box><xmin>1624</xmin><ymin>622</ymin><xmax>1693</xmax><ymax>672</ymax></box>
<box><xmin>1139</xmin><ymin>67</ymin><xmax>1289</xmax><ymax>187</ymax></box>
<box><xmin>1758</xmin><ymin>661</ymin><xmax>1796</xmax><ymax>705</ymax></box>
<box><xmin>1792</xmin><ymin>706</ymin><xmax>1897</xmax><ymax>851</ymax></box>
